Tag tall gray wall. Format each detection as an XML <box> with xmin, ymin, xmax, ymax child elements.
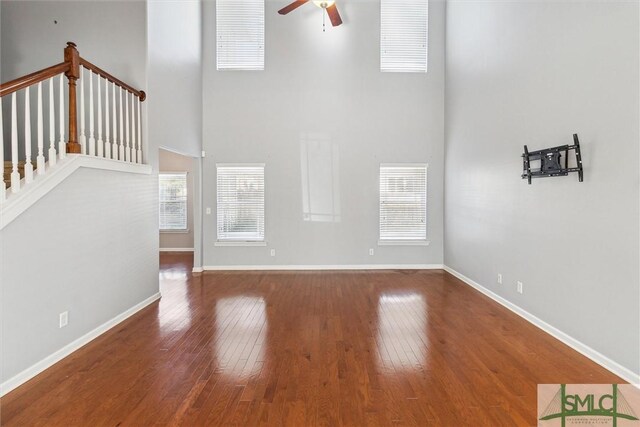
<box><xmin>201</xmin><ymin>0</ymin><xmax>445</xmax><ymax>267</ymax></box>
<box><xmin>444</xmin><ymin>0</ymin><xmax>639</xmax><ymax>377</ymax></box>
<box><xmin>147</xmin><ymin>0</ymin><xmax>202</xmax><ymax>163</ymax></box>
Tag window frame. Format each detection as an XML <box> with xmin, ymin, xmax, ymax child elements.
<box><xmin>216</xmin><ymin>0</ymin><xmax>265</xmax><ymax>71</ymax></box>
<box><xmin>380</xmin><ymin>0</ymin><xmax>429</xmax><ymax>73</ymax></box>
<box><xmin>159</xmin><ymin>172</ymin><xmax>189</xmax><ymax>233</ymax></box>
<box><xmin>215</xmin><ymin>163</ymin><xmax>266</xmax><ymax>246</ymax></box>
<box><xmin>378</xmin><ymin>163</ymin><xmax>429</xmax><ymax>246</ymax></box>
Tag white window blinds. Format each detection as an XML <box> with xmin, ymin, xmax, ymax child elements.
<box><xmin>216</xmin><ymin>0</ymin><xmax>265</xmax><ymax>70</ymax></box>
<box><xmin>380</xmin><ymin>0</ymin><xmax>428</xmax><ymax>73</ymax></box>
<box><xmin>159</xmin><ymin>173</ymin><xmax>188</xmax><ymax>231</ymax></box>
<box><xmin>379</xmin><ymin>164</ymin><xmax>427</xmax><ymax>241</ymax></box>
<box><xmin>217</xmin><ymin>165</ymin><xmax>265</xmax><ymax>241</ymax></box>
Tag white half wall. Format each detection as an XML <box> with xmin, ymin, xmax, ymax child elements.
<box><xmin>0</xmin><ymin>167</ymin><xmax>159</xmax><ymax>389</ymax></box>
<box><xmin>201</xmin><ymin>0</ymin><xmax>445</xmax><ymax>267</ymax></box>
<box><xmin>444</xmin><ymin>0</ymin><xmax>640</xmax><ymax>378</ymax></box>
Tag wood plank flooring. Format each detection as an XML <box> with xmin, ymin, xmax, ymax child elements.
<box><xmin>0</xmin><ymin>253</ymin><xmax>622</xmax><ymax>426</ymax></box>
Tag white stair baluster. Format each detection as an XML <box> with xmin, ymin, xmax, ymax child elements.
<box><xmin>48</xmin><ymin>77</ymin><xmax>57</xmax><ymax>166</ymax></box>
<box><xmin>112</xmin><ymin>82</ymin><xmax>117</xmax><ymax>160</ymax></box>
<box><xmin>119</xmin><ymin>87</ymin><xmax>124</xmax><ymax>160</ymax></box>
<box><xmin>131</xmin><ymin>94</ymin><xmax>137</xmax><ymax>164</ymax></box>
<box><xmin>36</xmin><ymin>82</ymin><xmax>45</xmax><ymax>175</ymax></box>
<box><xmin>58</xmin><ymin>75</ymin><xmax>65</xmax><ymax>159</ymax></box>
<box><xmin>79</xmin><ymin>67</ymin><xmax>86</xmax><ymax>154</ymax></box>
<box><xmin>97</xmin><ymin>75</ymin><xmax>103</xmax><ymax>157</ymax></box>
<box><xmin>105</xmin><ymin>78</ymin><xmax>111</xmax><ymax>159</ymax></box>
<box><xmin>23</xmin><ymin>87</ymin><xmax>34</xmax><ymax>183</ymax></box>
<box><xmin>10</xmin><ymin>93</ymin><xmax>20</xmax><ymax>192</ymax></box>
<box><xmin>125</xmin><ymin>91</ymin><xmax>130</xmax><ymax>162</ymax></box>
<box><xmin>0</xmin><ymin>98</ymin><xmax>5</xmax><ymax>201</ymax></box>
<box><xmin>88</xmin><ymin>71</ymin><xmax>95</xmax><ymax>156</ymax></box>
<box><xmin>137</xmin><ymin>97</ymin><xmax>142</xmax><ymax>163</ymax></box>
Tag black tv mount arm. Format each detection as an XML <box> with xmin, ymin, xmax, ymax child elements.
<box><xmin>521</xmin><ymin>133</ymin><xmax>584</xmax><ymax>184</ymax></box>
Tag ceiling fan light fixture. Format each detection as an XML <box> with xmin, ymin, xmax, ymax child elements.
<box><xmin>312</xmin><ymin>0</ymin><xmax>335</xmax><ymax>9</ymax></box>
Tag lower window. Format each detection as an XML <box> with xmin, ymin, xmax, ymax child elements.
<box><xmin>216</xmin><ymin>164</ymin><xmax>265</xmax><ymax>242</ymax></box>
<box><xmin>159</xmin><ymin>172</ymin><xmax>188</xmax><ymax>231</ymax></box>
<box><xmin>379</xmin><ymin>164</ymin><xmax>427</xmax><ymax>243</ymax></box>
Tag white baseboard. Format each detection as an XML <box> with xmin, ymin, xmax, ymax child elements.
<box><xmin>202</xmin><ymin>264</ymin><xmax>444</xmax><ymax>271</ymax></box>
<box><xmin>0</xmin><ymin>292</ymin><xmax>162</xmax><ymax>397</ymax></box>
<box><xmin>192</xmin><ymin>267</ymin><xmax>204</xmax><ymax>273</ymax></box>
<box><xmin>159</xmin><ymin>248</ymin><xmax>194</xmax><ymax>252</ymax></box>
<box><xmin>443</xmin><ymin>266</ymin><xmax>640</xmax><ymax>386</ymax></box>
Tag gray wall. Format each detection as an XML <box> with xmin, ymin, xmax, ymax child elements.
<box><xmin>159</xmin><ymin>148</ymin><xmax>195</xmax><ymax>250</ymax></box>
<box><xmin>0</xmin><ymin>167</ymin><xmax>159</xmax><ymax>384</ymax></box>
<box><xmin>444</xmin><ymin>0</ymin><xmax>639</xmax><ymax>376</ymax></box>
<box><xmin>202</xmin><ymin>0</ymin><xmax>445</xmax><ymax>267</ymax></box>
<box><xmin>147</xmin><ymin>0</ymin><xmax>202</xmax><ymax>162</ymax></box>
<box><xmin>0</xmin><ymin>0</ymin><xmax>148</xmax><ymax>161</ymax></box>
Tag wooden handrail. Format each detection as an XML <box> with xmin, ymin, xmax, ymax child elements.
<box><xmin>0</xmin><ymin>62</ymin><xmax>70</xmax><ymax>98</ymax></box>
<box><xmin>0</xmin><ymin>41</ymin><xmax>145</xmax><ymax>155</ymax></box>
<box><xmin>79</xmin><ymin>58</ymin><xmax>146</xmax><ymax>101</ymax></box>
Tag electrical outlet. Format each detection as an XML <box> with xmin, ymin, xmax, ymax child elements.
<box><xmin>206</xmin><ymin>207</ymin><xmax>211</xmax><ymax>215</ymax></box>
<box><xmin>369</xmin><ymin>248</ymin><xmax>374</xmax><ymax>256</ymax></box>
<box><xmin>497</xmin><ymin>274</ymin><xmax>503</xmax><ymax>285</ymax></box>
<box><xmin>270</xmin><ymin>249</ymin><xmax>276</xmax><ymax>257</ymax></box>
<box><xmin>59</xmin><ymin>311</ymin><xmax>68</xmax><ymax>328</ymax></box>
<box><xmin>517</xmin><ymin>281</ymin><xmax>524</xmax><ymax>294</ymax></box>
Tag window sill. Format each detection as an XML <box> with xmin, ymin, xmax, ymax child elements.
<box><xmin>215</xmin><ymin>241</ymin><xmax>267</xmax><ymax>247</ymax></box>
<box><xmin>160</xmin><ymin>229</ymin><xmax>190</xmax><ymax>234</ymax></box>
<box><xmin>378</xmin><ymin>240</ymin><xmax>430</xmax><ymax>246</ymax></box>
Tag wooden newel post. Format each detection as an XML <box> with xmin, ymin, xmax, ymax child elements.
<box><xmin>64</xmin><ymin>42</ymin><xmax>81</xmax><ymax>153</ymax></box>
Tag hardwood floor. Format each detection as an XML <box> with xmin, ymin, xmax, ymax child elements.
<box><xmin>1</xmin><ymin>253</ymin><xmax>621</xmax><ymax>426</ymax></box>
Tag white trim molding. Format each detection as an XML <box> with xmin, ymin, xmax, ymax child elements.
<box><xmin>214</xmin><ymin>241</ymin><xmax>267</xmax><ymax>247</ymax></box>
<box><xmin>0</xmin><ymin>155</ymin><xmax>152</xmax><ymax>230</ymax></box>
<box><xmin>159</xmin><ymin>248</ymin><xmax>195</xmax><ymax>252</ymax></box>
<box><xmin>0</xmin><ymin>292</ymin><xmax>161</xmax><ymax>397</ymax></box>
<box><xmin>202</xmin><ymin>264</ymin><xmax>444</xmax><ymax>271</ymax></box>
<box><xmin>378</xmin><ymin>240</ymin><xmax>430</xmax><ymax>246</ymax></box>
<box><xmin>192</xmin><ymin>267</ymin><xmax>204</xmax><ymax>273</ymax></box>
<box><xmin>443</xmin><ymin>266</ymin><xmax>640</xmax><ymax>386</ymax></box>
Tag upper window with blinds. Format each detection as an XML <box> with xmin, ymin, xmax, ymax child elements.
<box><xmin>217</xmin><ymin>164</ymin><xmax>265</xmax><ymax>242</ymax></box>
<box><xmin>379</xmin><ymin>164</ymin><xmax>427</xmax><ymax>243</ymax></box>
<box><xmin>380</xmin><ymin>0</ymin><xmax>428</xmax><ymax>73</ymax></box>
<box><xmin>216</xmin><ymin>0</ymin><xmax>265</xmax><ymax>71</ymax></box>
<box><xmin>159</xmin><ymin>173</ymin><xmax>188</xmax><ymax>231</ymax></box>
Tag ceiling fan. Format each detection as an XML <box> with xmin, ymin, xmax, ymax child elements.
<box><xmin>278</xmin><ymin>1</ymin><xmax>343</xmax><ymax>30</ymax></box>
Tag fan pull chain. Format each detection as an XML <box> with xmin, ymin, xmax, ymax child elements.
<box><xmin>323</xmin><ymin>9</ymin><xmax>326</xmax><ymax>32</ymax></box>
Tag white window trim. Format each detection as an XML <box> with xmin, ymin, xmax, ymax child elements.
<box><xmin>216</xmin><ymin>163</ymin><xmax>266</xmax><ymax>244</ymax></box>
<box><xmin>378</xmin><ymin>239</ymin><xmax>430</xmax><ymax>247</ymax></box>
<box><xmin>214</xmin><ymin>241</ymin><xmax>267</xmax><ymax>247</ymax></box>
<box><xmin>159</xmin><ymin>171</ymin><xmax>189</xmax><ymax>232</ymax></box>
<box><xmin>161</xmin><ymin>229</ymin><xmax>191</xmax><ymax>234</ymax></box>
<box><xmin>378</xmin><ymin>162</ymin><xmax>429</xmax><ymax>243</ymax></box>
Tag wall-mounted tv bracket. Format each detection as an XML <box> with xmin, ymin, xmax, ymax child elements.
<box><xmin>521</xmin><ymin>133</ymin><xmax>583</xmax><ymax>184</ymax></box>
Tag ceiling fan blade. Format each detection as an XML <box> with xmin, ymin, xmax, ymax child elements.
<box><xmin>326</xmin><ymin>4</ymin><xmax>343</xmax><ymax>27</ymax></box>
<box><xmin>278</xmin><ymin>0</ymin><xmax>309</xmax><ymax>15</ymax></box>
